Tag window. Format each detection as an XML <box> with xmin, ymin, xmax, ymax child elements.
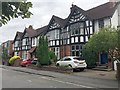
<box><xmin>72</xmin><ymin>46</ymin><xmax>75</xmax><ymax>50</ymax></box>
<box><xmin>75</xmin><ymin>37</ymin><xmax>78</xmax><ymax>42</ymax></box>
<box><xmin>99</xmin><ymin>19</ymin><xmax>104</xmax><ymax>28</ymax></box>
<box><xmin>63</xmin><ymin>40</ymin><xmax>66</xmax><ymax>45</ymax></box>
<box><xmin>61</xmin><ymin>40</ymin><xmax>63</xmax><ymax>45</ymax></box>
<box><xmin>15</xmin><ymin>41</ymin><xmax>18</xmax><ymax>47</ymax></box>
<box><xmin>55</xmin><ymin>30</ymin><xmax>59</xmax><ymax>39</ymax></box>
<box><xmin>22</xmin><ymin>39</ymin><xmax>26</xmax><ymax>45</ymax></box>
<box><xmin>76</xmin><ymin>45</ymin><xmax>79</xmax><ymax>50</ymax></box>
<box><xmin>53</xmin><ymin>41</ymin><xmax>55</xmax><ymax>46</ymax></box>
<box><xmin>80</xmin><ymin>36</ymin><xmax>84</xmax><ymax>42</ymax></box>
<box><xmin>71</xmin><ymin>37</ymin><xmax>74</xmax><ymax>43</ymax></box>
<box><xmin>76</xmin><ymin>51</ymin><xmax>79</xmax><ymax>56</ymax></box>
<box><xmin>67</xmin><ymin>39</ymin><xmax>70</xmax><ymax>44</ymax></box>
<box><xmin>85</xmin><ymin>36</ymin><xmax>88</xmax><ymax>42</ymax></box>
<box><xmin>90</xmin><ymin>27</ymin><xmax>93</xmax><ymax>34</ymax></box>
<box><xmin>56</xmin><ymin>40</ymin><xmax>59</xmax><ymax>45</ymax></box>
<box><xmin>32</xmin><ymin>38</ymin><xmax>35</xmax><ymax>45</ymax></box>
<box><xmin>80</xmin><ymin>28</ymin><xmax>84</xmax><ymax>35</ymax></box>
<box><xmin>50</xmin><ymin>41</ymin><xmax>52</xmax><ymax>46</ymax></box>
<box><xmin>64</xmin><ymin>58</ymin><xmax>71</xmax><ymax>61</ymax></box>
<box><xmin>86</xmin><ymin>20</ymin><xmax>89</xmax><ymax>26</ymax></box>
<box><xmin>71</xmin><ymin>45</ymin><xmax>83</xmax><ymax>57</ymax></box>
<box><xmin>75</xmin><ymin>29</ymin><xmax>79</xmax><ymax>35</ymax></box>
<box><xmin>70</xmin><ymin>22</ymin><xmax>84</xmax><ymax>36</ymax></box>
<box><xmin>90</xmin><ymin>21</ymin><xmax>92</xmax><ymax>25</ymax></box>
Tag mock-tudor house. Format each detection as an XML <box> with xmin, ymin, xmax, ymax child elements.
<box><xmin>13</xmin><ymin>31</ymin><xmax>23</xmax><ymax>57</ymax></box>
<box><xmin>13</xmin><ymin>1</ymin><xmax>119</xmax><ymax>67</ymax></box>
<box><xmin>45</xmin><ymin>1</ymin><xmax>120</xmax><ymax>65</ymax></box>
<box><xmin>46</xmin><ymin>15</ymin><xmax>65</xmax><ymax>59</ymax></box>
<box><xmin>21</xmin><ymin>25</ymin><xmax>37</xmax><ymax>59</ymax></box>
<box><xmin>28</xmin><ymin>25</ymin><xmax>48</xmax><ymax>60</ymax></box>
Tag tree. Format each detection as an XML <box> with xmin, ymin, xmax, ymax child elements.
<box><xmin>48</xmin><ymin>50</ymin><xmax>57</xmax><ymax>64</ymax></box>
<box><xmin>0</xmin><ymin>1</ymin><xmax>33</xmax><ymax>26</ymax></box>
<box><xmin>37</xmin><ymin>36</ymin><xmax>50</xmax><ymax>66</ymax></box>
<box><xmin>82</xmin><ymin>26</ymin><xmax>118</xmax><ymax>67</ymax></box>
<box><xmin>2</xmin><ymin>47</ymin><xmax>9</xmax><ymax>65</ymax></box>
<box><xmin>117</xmin><ymin>28</ymin><xmax>120</xmax><ymax>60</ymax></box>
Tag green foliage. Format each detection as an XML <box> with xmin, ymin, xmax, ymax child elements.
<box><xmin>2</xmin><ymin>47</ymin><xmax>9</xmax><ymax>60</ymax></box>
<box><xmin>117</xmin><ymin>28</ymin><xmax>120</xmax><ymax>59</ymax></box>
<box><xmin>37</xmin><ymin>36</ymin><xmax>50</xmax><ymax>65</ymax></box>
<box><xmin>118</xmin><ymin>29</ymin><xmax>120</xmax><ymax>48</ymax></box>
<box><xmin>9</xmin><ymin>56</ymin><xmax>21</xmax><ymax>64</ymax></box>
<box><xmin>48</xmin><ymin>50</ymin><xmax>57</xmax><ymax>63</ymax></box>
<box><xmin>0</xmin><ymin>1</ymin><xmax>33</xmax><ymax>26</ymax></box>
<box><xmin>82</xmin><ymin>26</ymin><xmax>118</xmax><ymax>67</ymax></box>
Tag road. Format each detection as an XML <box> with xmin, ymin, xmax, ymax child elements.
<box><xmin>2</xmin><ymin>67</ymin><xmax>119</xmax><ymax>89</ymax></box>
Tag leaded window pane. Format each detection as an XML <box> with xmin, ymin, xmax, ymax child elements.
<box><xmin>72</xmin><ymin>46</ymin><xmax>75</xmax><ymax>50</ymax></box>
<box><xmin>71</xmin><ymin>37</ymin><xmax>74</xmax><ymax>43</ymax></box>
<box><xmin>76</xmin><ymin>51</ymin><xmax>79</xmax><ymax>56</ymax></box>
<box><xmin>80</xmin><ymin>36</ymin><xmax>84</xmax><ymax>42</ymax></box>
<box><xmin>56</xmin><ymin>40</ymin><xmax>59</xmax><ymax>45</ymax></box>
<box><xmin>76</xmin><ymin>45</ymin><xmax>79</xmax><ymax>50</ymax></box>
<box><xmin>85</xmin><ymin>36</ymin><xmax>88</xmax><ymax>42</ymax></box>
<box><xmin>72</xmin><ymin>51</ymin><xmax>75</xmax><ymax>56</ymax></box>
<box><xmin>75</xmin><ymin>37</ymin><xmax>78</xmax><ymax>42</ymax></box>
<box><xmin>90</xmin><ymin>27</ymin><xmax>93</xmax><ymax>34</ymax></box>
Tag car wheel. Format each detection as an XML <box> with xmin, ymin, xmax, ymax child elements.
<box><xmin>56</xmin><ymin>63</ymin><xmax>59</xmax><ymax>67</ymax></box>
<box><xmin>73</xmin><ymin>68</ymin><xmax>78</xmax><ymax>72</ymax></box>
<box><xmin>68</xmin><ymin>64</ymin><xmax>72</xmax><ymax>68</ymax></box>
<box><xmin>79</xmin><ymin>68</ymin><xmax>84</xmax><ymax>71</ymax></box>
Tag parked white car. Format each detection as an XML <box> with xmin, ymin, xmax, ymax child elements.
<box><xmin>56</xmin><ymin>56</ymin><xmax>87</xmax><ymax>71</ymax></box>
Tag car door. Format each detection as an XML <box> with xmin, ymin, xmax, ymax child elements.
<box><xmin>62</xmin><ymin>57</ymin><xmax>71</xmax><ymax>66</ymax></box>
<box><xmin>58</xmin><ymin>58</ymin><xmax>64</xmax><ymax>66</ymax></box>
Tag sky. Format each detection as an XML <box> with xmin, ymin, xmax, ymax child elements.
<box><xmin>0</xmin><ymin>0</ymin><xmax>109</xmax><ymax>44</ymax></box>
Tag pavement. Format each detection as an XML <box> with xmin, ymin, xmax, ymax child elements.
<box><xmin>72</xmin><ymin>69</ymin><xmax>117</xmax><ymax>80</ymax></box>
<box><xmin>1</xmin><ymin>65</ymin><xmax>117</xmax><ymax>80</ymax></box>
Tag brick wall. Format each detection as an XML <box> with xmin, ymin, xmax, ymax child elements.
<box><xmin>60</xmin><ymin>45</ymin><xmax>71</xmax><ymax>58</ymax></box>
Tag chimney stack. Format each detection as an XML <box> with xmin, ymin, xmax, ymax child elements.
<box><xmin>28</xmin><ymin>25</ymin><xmax>33</xmax><ymax>29</ymax></box>
<box><xmin>109</xmin><ymin>0</ymin><xmax>117</xmax><ymax>8</ymax></box>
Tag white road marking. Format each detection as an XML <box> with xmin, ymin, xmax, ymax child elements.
<box><xmin>2</xmin><ymin>68</ymin><xmax>9</xmax><ymax>71</ymax></box>
<box><xmin>27</xmin><ymin>80</ymin><xmax>32</xmax><ymax>83</ymax></box>
<box><xmin>41</xmin><ymin>76</ymin><xmax>93</xmax><ymax>88</ymax></box>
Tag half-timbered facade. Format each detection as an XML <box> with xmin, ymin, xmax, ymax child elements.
<box><xmin>60</xmin><ymin>5</ymin><xmax>94</xmax><ymax>58</ymax></box>
<box><xmin>13</xmin><ymin>32</ymin><xmax>23</xmax><ymax>57</ymax></box>
<box><xmin>12</xmin><ymin>1</ymin><xmax>119</xmax><ymax>62</ymax></box>
<box><xmin>46</xmin><ymin>15</ymin><xmax>65</xmax><ymax>59</ymax></box>
<box><xmin>21</xmin><ymin>25</ymin><xmax>37</xmax><ymax>59</ymax></box>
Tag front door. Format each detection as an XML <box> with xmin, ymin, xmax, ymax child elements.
<box><xmin>100</xmin><ymin>52</ymin><xmax>108</xmax><ymax>64</ymax></box>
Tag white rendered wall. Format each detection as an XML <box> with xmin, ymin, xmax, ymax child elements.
<box><xmin>111</xmin><ymin>9</ymin><xmax>118</xmax><ymax>28</ymax></box>
<box><xmin>94</xmin><ymin>20</ymin><xmax>99</xmax><ymax>32</ymax></box>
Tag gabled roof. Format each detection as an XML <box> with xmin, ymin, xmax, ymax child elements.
<box><xmin>63</xmin><ymin>5</ymin><xmax>92</xmax><ymax>27</ymax></box>
<box><xmin>36</xmin><ymin>25</ymin><xmax>48</xmax><ymax>36</ymax></box>
<box><xmin>86</xmin><ymin>2</ymin><xmax>117</xmax><ymax>20</ymax></box>
<box><xmin>22</xmin><ymin>25</ymin><xmax>37</xmax><ymax>38</ymax></box>
<box><xmin>64</xmin><ymin>2</ymin><xmax>118</xmax><ymax>26</ymax></box>
<box><xmin>48</xmin><ymin>15</ymin><xmax>65</xmax><ymax>28</ymax></box>
<box><xmin>13</xmin><ymin>31</ymin><xmax>23</xmax><ymax>43</ymax></box>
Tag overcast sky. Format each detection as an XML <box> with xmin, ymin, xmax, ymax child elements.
<box><xmin>0</xmin><ymin>0</ymin><xmax>109</xmax><ymax>44</ymax></box>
